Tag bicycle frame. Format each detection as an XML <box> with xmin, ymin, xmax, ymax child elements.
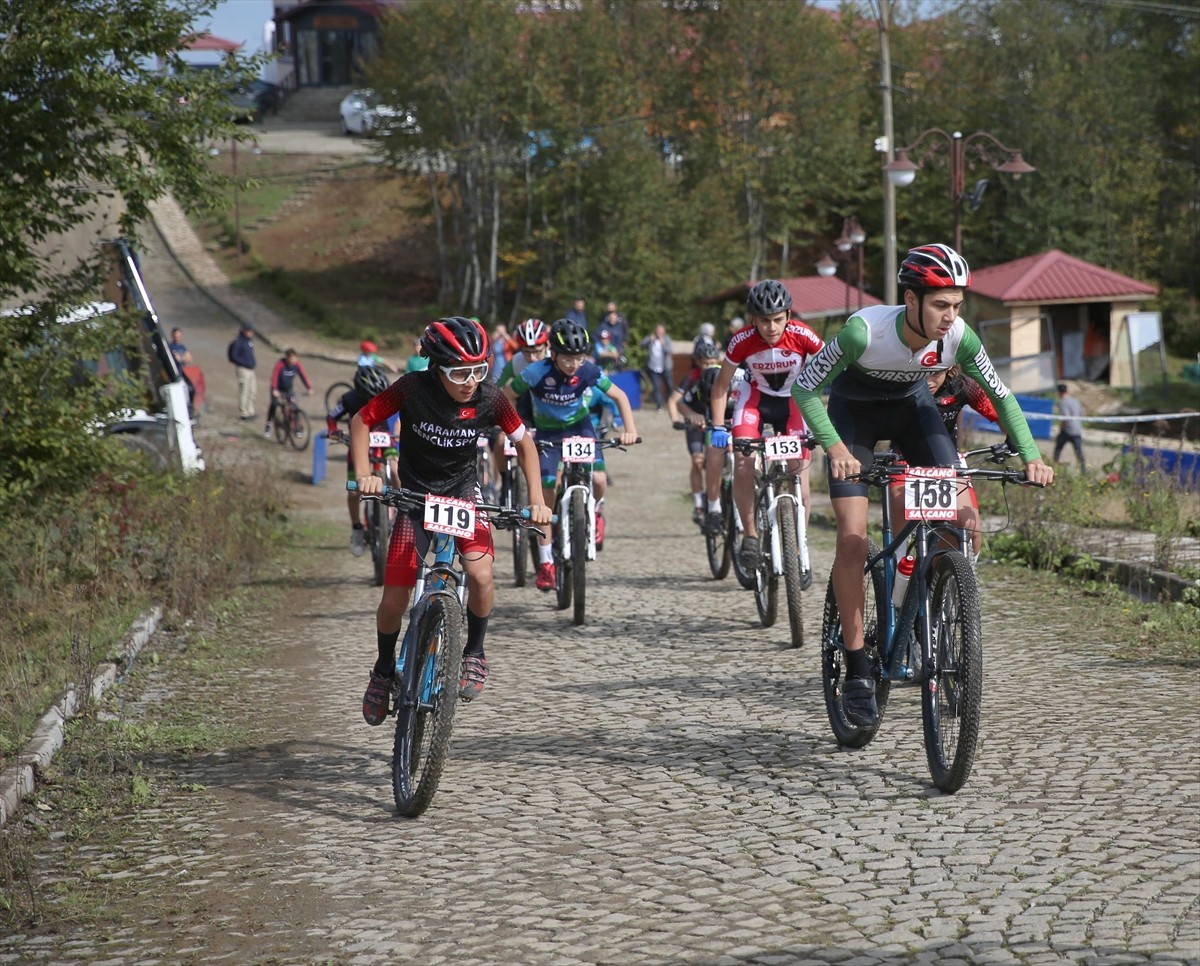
<box><xmin>399</xmin><ymin>532</ymin><xmax>467</xmax><ymax>701</ymax></box>
<box><xmin>556</xmin><ymin>464</ymin><xmax>596</xmax><ymax>563</ymax></box>
<box><xmin>735</xmin><ymin>435</ymin><xmax>812</xmax><ymax>578</ymax></box>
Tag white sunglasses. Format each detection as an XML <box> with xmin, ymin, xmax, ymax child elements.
<box><xmin>439</xmin><ymin>362</ymin><xmax>489</xmax><ymax>384</ymax></box>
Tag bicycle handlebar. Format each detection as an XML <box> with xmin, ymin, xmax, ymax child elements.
<box><xmin>845</xmin><ymin>455</ymin><xmax>1044</xmax><ymax>488</ymax></box>
<box><xmin>346</xmin><ymin>481</ymin><xmax>557</xmax><ymax>528</ymax></box>
<box><xmin>732</xmin><ymin>432</ymin><xmax>818</xmax><ymax>453</ymax></box>
<box><xmin>534</xmin><ymin>436</ymin><xmax>641</xmax><ymax>453</ymax></box>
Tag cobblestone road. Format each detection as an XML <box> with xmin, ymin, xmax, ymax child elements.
<box><xmin>3</xmin><ymin>222</ymin><xmax>1198</xmax><ymax>966</ymax></box>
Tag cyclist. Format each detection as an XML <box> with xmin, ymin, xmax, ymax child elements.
<box><xmin>792</xmin><ymin>243</ymin><xmax>1054</xmax><ymax>728</ymax></box>
<box><xmin>709</xmin><ymin>280</ymin><xmax>824</xmax><ymax>585</ymax></box>
<box><xmin>264</xmin><ymin>347</ymin><xmax>313</xmax><ymax>437</ymax></box>
<box><xmin>327</xmin><ymin>365</ymin><xmax>394</xmax><ymax>557</ymax></box>
<box><xmin>666</xmin><ymin>340</ymin><xmax>723</xmax><ymax>528</ymax></box>
<box><xmin>351</xmin><ymin>317</ymin><xmax>552</xmax><ymax>720</ymax></box>
<box><xmin>491</xmin><ymin>318</ymin><xmax>550</xmax><ymax>480</ymax></box>
<box><xmin>357</xmin><ymin>339</ymin><xmax>400</xmax><ymax>374</ymax></box>
<box><xmin>505</xmin><ymin>318</ymin><xmax>639</xmax><ymax>590</ymax></box>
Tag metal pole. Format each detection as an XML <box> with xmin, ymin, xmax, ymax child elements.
<box><xmin>878</xmin><ymin>0</ymin><xmax>897</xmax><ymax>304</ymax></box>
<box><xmin>857</xmin><ymin>244</ymin><xmax>865</xmax><ymax>310</ymax></box>
<box><xmin>233</xmin><ymin>139</ymin><xmax>242</xmax><ymax>270</ymax></box>
<box><xmin>951</xmin><ymin>131</ymin><xmax>964</xmax><ymax>253</ymax></box>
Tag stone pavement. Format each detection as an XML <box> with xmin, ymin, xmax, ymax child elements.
<box><xmin>3</xmin><ymin>185</ymin><xmax>1198</xmax><ymax>964</ymax></box>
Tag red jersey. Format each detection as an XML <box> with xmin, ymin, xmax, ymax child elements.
<box><xmin>725</xmin><ymin>321</ymin><xmax>823</xmax><ymax>397</ymax></box>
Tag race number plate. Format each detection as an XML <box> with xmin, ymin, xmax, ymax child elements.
<box><xmin>368</xmin><ymin>431</ymin><xmax>392</xmax><ymax>448</ymax></box>
<box><xmin>424</xmin><ymin>494</ymin><xmax>476</xmax><ymax>539</ymax></box>
<box><xmin>902</xmin><ymin>467</ymin><xmax>957</xmax><ymax>520</ymax></box>
<box><xmin>561</xmin><ymin>436</ymin><xmax>596</xmax><ymax>464</ymax></box>
<box><xmin>763</xmin><ymin>435</ymin><xmax>805</xmax><ymax>462</ymax></box>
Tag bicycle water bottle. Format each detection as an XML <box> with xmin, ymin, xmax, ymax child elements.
<box><xmin>892</xmin><ymin>555</ymin><xmax>916</xmax><ymax>610</ymax></box>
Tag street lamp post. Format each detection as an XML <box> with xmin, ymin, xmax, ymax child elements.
<box><xmin>884</xmin><ymin>128</ymin><xmax>1035</xmax><ymax>253</ymax></box>
<box><xmin>816</xmin><ymin>217</ymin><xmax>868</xmax><ymax>315</ymax></box>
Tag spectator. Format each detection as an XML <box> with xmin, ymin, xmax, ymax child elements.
<box><xmin>490</xmin><ymin>324</ymin><xmax>511</xmax><ymax>381</ymax></box>
<box><xmin>601</xmin><ymin>301</ymin><xmax>630</xmax><ymax>349</ymax></box>
<box><xmin>593</xmin><ymin>328</ymin><xmax>622</xmax><ymax>373</ymax></box>
<box><xmin>1054</xmin><ymin>382</ymin><xmax>1087</xmax><ymax>471</ymax></box>
<box><xmin>723</xmin><ymin>316</ymin><xmax>743</xmax><ymax>352</ymax></box>
<box><xmin>639</xmin><ymin>324</ymin><xmax>674</xmax><ymax>412</ymax></box>
<box><xmin>168</xmin><ymin>327</ymin><xmax>193</xmax><ymax>367</ymax></box>
<box><xmin>405</xmin><ymin>337</ymin><xmax>429</xmax><ymax>372</ymax></box>
<box><xmin>227</xmin><ymin>323</ymin><xmax>257</xmax><ymax>420</ymax></box>
<box><xmin>565</xmin><ymin>297</ymin><xmax>588</xmax><ymax>331</ymax></box>
<box><xmin>357</xmin><ymin>339</ymin><xmax>399</xmax><ymax>374</ymax></box>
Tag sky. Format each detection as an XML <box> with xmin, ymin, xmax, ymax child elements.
<box><xmin>193</xmin><ymin>0</ymin><xmax>275</xmax><ymax>57</ymax></box>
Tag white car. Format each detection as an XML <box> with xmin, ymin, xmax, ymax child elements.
<box><xmin>339</xmin><ymin>88</ymin><xmax>418</xmax><ymax>136</ymax></box>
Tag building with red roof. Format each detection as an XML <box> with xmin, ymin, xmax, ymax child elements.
<box><xmin>969</xmin><ymin>249</ymin><xmax>1158</xmax><ymax>391</ymax></box>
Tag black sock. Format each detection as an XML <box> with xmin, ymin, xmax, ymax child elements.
<box><xmin>353</xmin><ymin>522</ymin><xmax>364</xmax><ymax>530</ymax></box>
<box><xmin>374</xmin><ymin>628</ymin><xmax>402</xmax><ymax>677</ymax></box>
<box><xmin>845</xmin><ymin>647</ymin><xmax>871</xmax><ymax>680</ymax></box>
<box><xmin>464</xmin><ymin>611</ymin><xmax>489</xmax><ymax>658</ymax></box>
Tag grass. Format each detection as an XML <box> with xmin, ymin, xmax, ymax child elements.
<box><xmin>196</xmin><ymin>151</ymin><xmax>439</xmax><ymax>351</ymax></box>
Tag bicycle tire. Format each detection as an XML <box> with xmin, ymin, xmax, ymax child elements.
<box><xmin>325</xmin><ymin>380</ymin><xmax>353</xmax><ymax>414</ymax></box>
<box><xmin>554</xmin><ymin>495</ymin><xmax>571</xmax><ymax>611</ymax></box>
<box><xmin>287</xmin><ymin>409</ymin><xmax>311</xmax><ymax>451</ymax></box>
<box><xmin>922</xmin><ymin>550</ymin><xmax>983</xmax><ymax>793</ymax></box>
<box><xmin>820</xmin><ymin>539</ymin><xmax>891</xmax><ymax>748</ymax></box>
<box><xmin>392</xmin><ymin>593</ymin><xmax>465</xmax><ymax>817</ymax></box>
<box><xmin>273</xmin><ymin>411</ymin><xmax>287</xmax><ymax>444</ymax></box>
<box><xmin>371</xmin><ymin>492</ymin><xmax>391</xmax><ymax>587</ymax></box>
<box><xmin>571</xmin><ymin>490</ymin><xmax>587</xmax><ymax>625</ymax></box>
<box><xmin>705</xmin><ymin>492</ymin><xmax>731</xmax><ymax>581</ymax></box>
<box><xmin>728</xmin><ymin>479</ymin><xmax>754</xmax><ymax>590</ymax></box>
<box><xmin>777</xmin><ymin>497</ymin><xmax>804</xmax><ymax>648</ymax></box>
<box><xmin>511</xmin><ymin>470</ymin><xmax>529</xmax><ymax>587</ymax></box>
<box><xmin>753</xmin><ymin>487</ymin><xmax>777</xmax><ymax>628</ymax></box>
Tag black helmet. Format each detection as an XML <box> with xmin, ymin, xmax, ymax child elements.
<box><xmin>747</xmin><ymin>279</ymin><xmax>792</xmax><ymax>317</ymax></box>
<box><xmin>420</xmin><ymin>316</ymin><xmax>489</xmax><ymax>365</ymax></box>
<box><xmin>354</xmin><ymin>365</ymin><xmax>389</xmax><ymax>396</ymax></box>
<box><xmin>692</xmin><ymin>337</ymin><xmax>720</xmax><ymax>361</ymax></box>
<box><xmin>897</xmin><ymin>244</ymin><xmax>971</xmax><ymax>291</ymax></box>
<box><xmin>550</xmin><ymin>318</ymin><xmax>591</xmax><ymax>354</ymax></box>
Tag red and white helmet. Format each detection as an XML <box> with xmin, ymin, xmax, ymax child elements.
<box><xmin>897</xmin><ymin>244</ymin><xmax>971</xmax><ymax>290</ymax></box>
<box><xmin>516</xmin><ymin>317</ymin><xmax>549</xmax><ymax>348</ymax></box>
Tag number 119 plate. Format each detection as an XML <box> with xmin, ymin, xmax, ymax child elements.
<box><xmin>424</xmin><ymin>494</ymin><xmax>476</xmax><ymax>538</ymax></box>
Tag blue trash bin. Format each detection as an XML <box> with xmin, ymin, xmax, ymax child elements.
<box><xmin>609</xmin><ymin>369</ymin><xmax>642</xmax><ymax>410</ymax></box>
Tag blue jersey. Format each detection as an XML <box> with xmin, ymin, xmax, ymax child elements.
<box><xmin>510</xmin><ymin>358</ymin><xmax>614</xmax><ymax>431</ymax></box>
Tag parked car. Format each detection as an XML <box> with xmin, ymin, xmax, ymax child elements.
<box><xmin>339</xmin><ymin>88</ymin><xmax>418</xmax><ymax>136</ymax></box>
<box><xmin>228</xmin><ymin>79</ymin><xmax>280</xmax><ymax>123</ymax></box>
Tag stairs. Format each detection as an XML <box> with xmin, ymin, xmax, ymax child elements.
<box><xmin>274</xmin><ymin>85</ymin><xmax>356</xmax><ymax>125</ymax></box>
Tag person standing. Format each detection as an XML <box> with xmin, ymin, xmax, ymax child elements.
<box><xmin>601</xmin><ymin>301</ymin><xmax>630</xmax><ymax>350</ymax></box>
<box><xmin>227</xmin><ymin>323</ymin><xmax>257</xmax><ymax>420</ymax></box>
<box><xmin>639</xmin><ymin>324</ymin><xmax>674</xmax><ymax>412</ymax></box>
<box><xmin>1054</xmin><ymin>382</ymin><xmax>1087</xmax><ymax>471</ymax></box>
<box><xmin>565</xmin><ymin>297</ymin><xmax>588</xmax><ymax>331</ymax></box>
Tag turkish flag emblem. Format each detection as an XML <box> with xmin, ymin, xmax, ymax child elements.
<box><xmin>459</xmin><ymin>407</ymin><xmax>476</xmax><ymax>420</ymax></box>
<box><xmin>920</xmin><ymin>351</ymin><xmax>940</xmax><ymax>367</ymax></box>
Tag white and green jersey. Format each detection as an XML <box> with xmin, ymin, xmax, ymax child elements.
<box><xmin>792</xmin><ymin>304</ymin><xmax>1040</xmax><ymax>463</ymax></box>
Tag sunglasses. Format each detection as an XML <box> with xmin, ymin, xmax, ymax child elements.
<box><xmin>439</xmin><ymin>362</ymin><xmax>489</xmax><ymax>384</ymax></box>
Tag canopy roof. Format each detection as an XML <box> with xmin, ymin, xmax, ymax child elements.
<box><xmin>971</xmin><ymin>249</ymin><xmax>1157</xmax><ymax>304</ymax></box>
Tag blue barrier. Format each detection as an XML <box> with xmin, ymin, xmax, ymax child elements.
<box><xmin>312</xmin><ymin>430</ymin><xmax>327</xmax><ymax>484</ymax></box>
<box><xmin>1121</xmin><ymin>445</ymin><xmax>1200</xmax><ymax>491</ymax></box>
<box><xmin>963</xmin><ymin>393</ymin><xmax>1054</xmax><ymax>440</ymax></box>
<box><xmin>609</xmin><ymin>369</ymin><xmax>642</xmax><ymax>410</ymax></box>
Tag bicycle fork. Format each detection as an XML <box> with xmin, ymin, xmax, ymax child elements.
<box><xmin>558</xmin><ymin>482</ymin><xmax>596</xmax><ymax>562</ymax></box>
<box><xmin>766</xmin><ymin>479</ymin><xmax>808</xmax><ymax>575</ymax></box>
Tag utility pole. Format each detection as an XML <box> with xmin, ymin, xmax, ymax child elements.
<box><xmin>875</xmin><ymin>0</ymin><xmax>898</xmax><ymax>305</ymax></box>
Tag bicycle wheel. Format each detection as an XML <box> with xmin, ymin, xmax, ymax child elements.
<box><xmin>511</xmin><ymin>471</ymin><xmax>529</xmax><ymax>587</ymax></box>
<box><xmin>922</xmin><ymin>550</ymin><xmax>983</xmax><ymax>793</ymax></box>
<box><xmin>571</xmin><ymin>490</ymin><xmax>587</xmax><ymax>625</ymax></box>
<box><xmin>752</xmin><ymin>488</ymin><xmax>777</xmax><ymax>628</ymax></box>
<box><xmin>820</xmin><ymin>539</ymin><xmax>891</xmax><ymax>748</ymax></box>
<box><xmin>325</xmin><ymin>380</ymin><xmax>352</xmax><ymax>414</ymax></box>
<box><xmin>777</xmin><ymin>495</ymin><xmax>804</xmax><ymax>648</ymax></box>
<box><xmin>392</xmin><ymin>593</ymin><xmax>465</xmax><ymax>817</ymax></box>
<box><xmin>370</xmin><ymin>493</ymin><xmax>391</xmax><ymax>587</ymax></box>
<box><xmin>728</xmin><ymin>480</ymin><xmax>754</xmax><ymax>590</ymax></box>
<box><xmin>554</xmin><ymin>500</ymin><xmax>571</xmax><ymax>611</ymax></box>
<box><xmin>705</xmin><ymin>493</ymin><xmax>731</xmax><ymax>581</ymax></box>
<box><xmin>287</xmin><ymin>408</ymin><xmax>311</xmax><ymax>450</ymax></box>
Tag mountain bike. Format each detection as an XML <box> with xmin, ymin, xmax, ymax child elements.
<box><xmin>331</xmin><ymin>428</ymin><xmax>398</xmax><ymax>585</ymax></box>
<box><xmin>271</xmin><ymin>392</ymin><xmax>311</xmax><ymax>450</ymax></box>
<box><xmin>673</xmin><ymin>420</ymin><xmax>731</xmax><ymax>580</ymax></box>
<box><xmin>324</xmin><ymin>379</ymin><xmax>353</xmax><ymax>415</ymax></box>
<box><xmin>537</xmin><ymin>435</ymin><xmax>640</xmax><ymax>626</ymax></box>
<box><xmin>497</xmin><ymin>435</ymin><xmax>537</xmax><ymax>586</ymax></box>
<box><xmin>819</xmin><ymin>443</ymin><xmax>1042</xmax><ymax>793</ymax></box>
<box><xmin>733</xmin><ymin>432</ymin><xmax>816</xmax><ymax>649</ymax></box>
<box><xmin>347</xmin><ymin>481</ymin><xmax>546</xmax><ymax>817</ymax></box>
